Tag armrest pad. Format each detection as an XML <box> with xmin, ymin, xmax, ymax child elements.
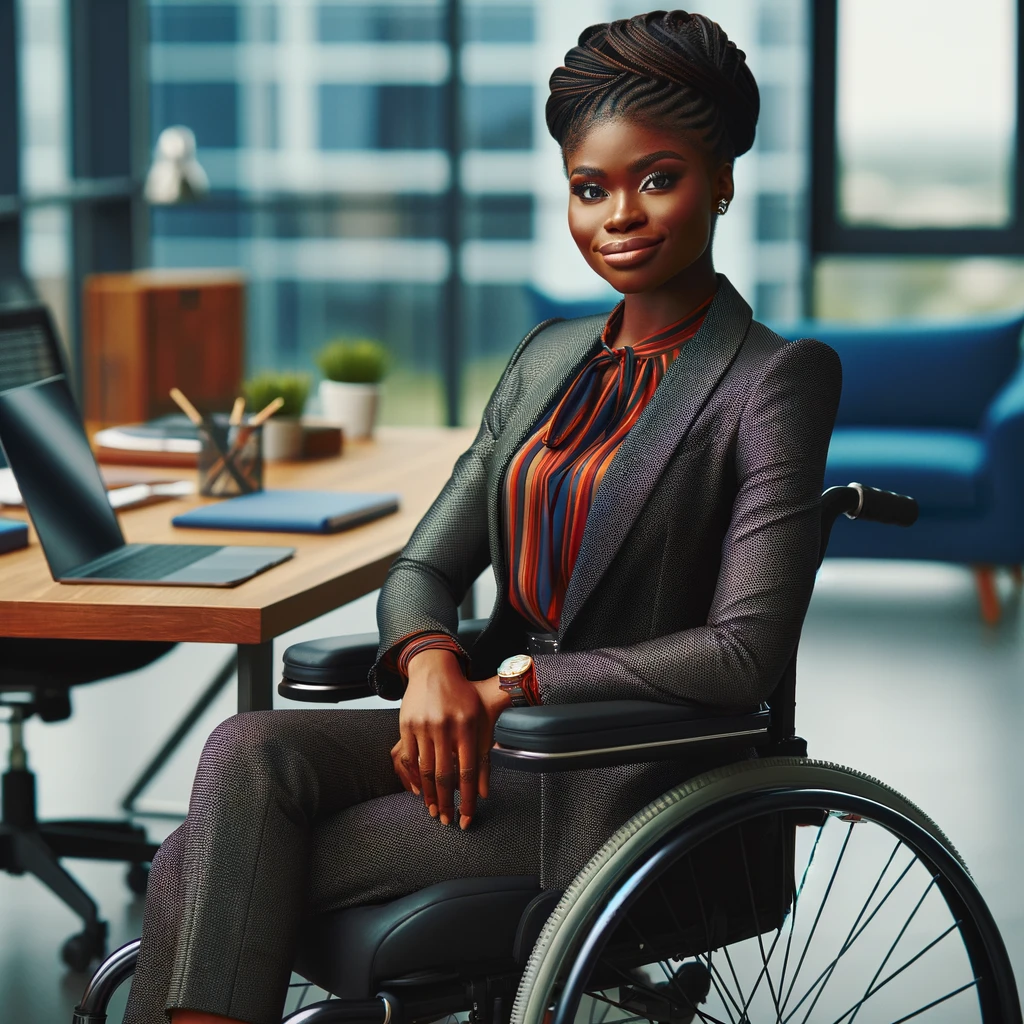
<box><xmin>280</xmin><ymin>618</ymin><xmax>491</xmax><ymax>703</ymax></box>
<box><xmin>491</xmin><ymin>700</ymin><xmax>770</xmax><ymax>772</ymax></box>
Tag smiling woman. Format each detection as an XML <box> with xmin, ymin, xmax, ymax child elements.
<box><xmin>111</xmin><ymin>12</ymin><xmax>847</xmax><ymax>1024</ymax></box>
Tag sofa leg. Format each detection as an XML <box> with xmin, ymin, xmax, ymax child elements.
<box><xmin>972</xmin><ymin>566</ymin><xmax>1001</xmax><ymax>626</ymax></box>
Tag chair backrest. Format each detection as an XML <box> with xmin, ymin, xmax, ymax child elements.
<box><xmin>767</xmin><ymin>486</ymin><xmax>861</xmax><ymax>744</ymax></box>
<box><xmin>775</xmin><ymin>314</ymin><xmax>1023</xmax><ymax>430</ymax></box>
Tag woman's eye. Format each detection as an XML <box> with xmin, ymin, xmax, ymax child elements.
<box><xmin>571</xmin><ymin>183</ymin><xmax>606</xmax><ymax>202</ymax></box>
<box><xmin>640</xmin><ymin>171</ymin><xmax>677</xmax><ymax>191</ymax></box>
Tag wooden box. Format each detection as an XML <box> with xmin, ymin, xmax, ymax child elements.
<box><xmin>83</xmin><ymin>270</ymin><xmax>245</xmax><ymax>424</ymax></box>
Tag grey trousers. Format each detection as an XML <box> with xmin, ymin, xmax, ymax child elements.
<box><xmin>123</xmin><ymin>708</ymin><xmax>541</xmax><ymax>1024</ymax></box>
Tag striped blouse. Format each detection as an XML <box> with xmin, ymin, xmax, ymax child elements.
<box><xmin>391</xmin><ymin>295</ymin><xmax>712</xmax><ymax>692</ymax></box>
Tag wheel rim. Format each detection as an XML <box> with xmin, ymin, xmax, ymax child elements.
<box><xmin>550</xmin><ymin>788</ymin><xmax>1016</xmax><ymax>1024</ymax></box>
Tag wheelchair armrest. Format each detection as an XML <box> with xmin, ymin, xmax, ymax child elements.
<box><xmin>279</xmin><ymin>618</ymin><xmax>491</xmax><ymax>703</ymax></box>
<box><xmin>490</xmin><ymin>700</ymin><xmax>770</xmax><ymax>772</ymax></box>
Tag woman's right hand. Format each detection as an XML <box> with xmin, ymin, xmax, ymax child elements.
<box><xmin>396</xmin><ymin>649</ymin><xmax>492</xmax><ymax>829</ymax></box>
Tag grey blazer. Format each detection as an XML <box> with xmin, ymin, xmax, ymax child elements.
<box><xmin>371</xmin><ymin>274</ymin><xmax>842</xmax><ymax>886</ymax></box>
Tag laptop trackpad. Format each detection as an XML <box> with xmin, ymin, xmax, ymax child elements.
<box><xmin>161</xmin><ymin>546</ymin><xmax>295</xmax><ymax>585</ymax></box>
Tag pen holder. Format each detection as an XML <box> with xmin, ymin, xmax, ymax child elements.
<box><xmin>197</xmin><ymin>422</ymin><xmax>264</xmax><ymax>497</ymax></box>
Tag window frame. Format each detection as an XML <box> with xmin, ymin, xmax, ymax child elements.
<box><xmin>811</xmin><ymin>0</ymin><xmax>1024</xmax><ymax>256</ymax></box>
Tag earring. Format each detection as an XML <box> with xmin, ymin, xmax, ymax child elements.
<box><xmin>716</xmin><ymin>198</ymin><xmax>729</xmax><ymax>215</ymax></box>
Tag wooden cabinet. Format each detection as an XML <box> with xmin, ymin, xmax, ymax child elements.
<box><xmin>83</xmin><ymin>270</ymin><xmax>245</xmax><ymax>423</ymax></box>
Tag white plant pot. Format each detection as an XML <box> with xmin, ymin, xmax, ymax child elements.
<box><xmin>261</xmin><ymin>418</ymin><xmax>304</xmax><ymax>462</ymax></box>
<box><xmin>319</xmin><ymin>380</ymin><xmax>380</xmax><ymax>440</ymax></box>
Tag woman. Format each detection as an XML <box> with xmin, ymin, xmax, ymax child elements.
<box><xmin>123</xmin><ymin>11</ymin><xmax>841</xmax><ymax>1024</ymax></box>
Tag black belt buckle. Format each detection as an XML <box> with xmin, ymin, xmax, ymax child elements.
<box><xmin>525</xmin><ymin>630</ymin><xmax>559</xmax><ymax>656</ymax></box>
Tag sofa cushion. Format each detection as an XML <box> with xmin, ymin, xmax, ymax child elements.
<box><xmin>776</xmin><ymin>316</ymin><xmax>1023</xmax><ymax>430</ymax></box>
<box><xmin>825</xmin><ymin>428</ymin><xmax>986</xmax><ymax>513</ymax></box>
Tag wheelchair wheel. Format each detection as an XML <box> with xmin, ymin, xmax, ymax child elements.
<box><xmin>512</xmin><ymin>759</ymin><xmax>1021</xmax><ymax>1024</ymax></box>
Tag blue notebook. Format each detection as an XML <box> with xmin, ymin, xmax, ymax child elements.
<box><xmin>0</xmin><ymin>516</ymin><xmax>28</xmax><ymax>554</ymax></box>
<box><xmin>172</xmin><ymin>490</ymin><xmax>400</xmax><ymax>534</ymax></box>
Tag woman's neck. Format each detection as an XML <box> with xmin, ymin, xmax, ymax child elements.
<box><xmin>612</xmin><ymin>261</ymin><xmax>718</xmax><ymax>350</ymax></box>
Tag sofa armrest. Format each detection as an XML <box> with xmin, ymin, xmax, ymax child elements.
<box><xmin>490</xmin><ymin>700</ymin><xmax>770</xmax><ymax>773</ymax></box>
<box><xmin>279</xmin><ymin>618</ymin><xmax>491</xmax><ymax>703</ymax></box>
<box><xmin>982</xmin><ymin>358</ymin><xmax>1024</xmax><ymax>510</ymax></box>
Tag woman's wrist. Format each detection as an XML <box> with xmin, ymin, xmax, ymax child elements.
<box><xmin>406</xmin><ymin>647</ymin><xmax>463</xmax><ymax>682</ymax></box>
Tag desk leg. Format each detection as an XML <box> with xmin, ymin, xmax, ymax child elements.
<box><xmin>237</xmin><ymin>641</ymin><xmax>274</xmax><ymax>712</ymax></box>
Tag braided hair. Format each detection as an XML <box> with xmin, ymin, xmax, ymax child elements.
<box><xmin>546</xmin><ymin>10</ymin><xmax>759</xmax><ymax>164</ymax></box>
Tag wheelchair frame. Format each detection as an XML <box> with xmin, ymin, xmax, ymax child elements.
<box><xmin>73</xmin><ymin>485</ymin><xmax>1022</xmax><ymax>1024</ymax></box>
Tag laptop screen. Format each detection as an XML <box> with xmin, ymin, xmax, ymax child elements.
<box><xmin>0</xmin><ymin>375</ymin><xmax>125</xmax><ymax>578</ymax></box>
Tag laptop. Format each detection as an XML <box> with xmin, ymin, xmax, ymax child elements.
<box><xmin>0</xmin><ymin>309</ymin><xmax>294</xmax><ymax>587</ymax></box>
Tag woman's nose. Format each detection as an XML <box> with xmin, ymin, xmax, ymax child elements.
<box><xmin>604</xmin><ymin>192</ymin><xmax>647</xmax><ymax>233</ymax></box>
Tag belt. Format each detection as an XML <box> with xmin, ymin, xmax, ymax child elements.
<box><xmin>525</xmin><ymin>629</ymin><xmax>559</xmax><ymax>656</ymax></box>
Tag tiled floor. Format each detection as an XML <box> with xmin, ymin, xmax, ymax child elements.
<box><xmin>2</xmin><ymin>563</ymin><xmax>1022</xmax><ymax>1022</ymax></box>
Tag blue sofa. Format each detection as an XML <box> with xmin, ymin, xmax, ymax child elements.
<box><xmin>782</xmin><ymin>315</ymin><xmax>1024</xmax><ymax>622</ymax></box>
<box><xmin>528</xmin><ymin>288</ymin><xmax>1024</xmax><ymax>622</ymax></box>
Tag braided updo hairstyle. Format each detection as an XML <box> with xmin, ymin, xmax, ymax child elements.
<box><xmin>546</xmin><ymin>10</ymin><xmax>759</xmax><ymax>164</ymax></box>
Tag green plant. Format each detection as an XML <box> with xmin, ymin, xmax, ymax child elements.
<box><xmin>316</xmin><ymin>337</ymin><xmax>389</xmax><ymax>384</ymax></box>
<box><xmin>243</xmin><ymin>371</ymin><xmax>311</xmax><ymax>418</ymax></box>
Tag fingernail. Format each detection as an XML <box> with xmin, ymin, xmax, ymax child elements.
<box><xmin>429</xmin><ymin>804</ymin><xmax>438</xmax><ymax>817</ymax></box>
<box><xmin>440</xmin><ymin>813</ymin><xmax>450</xmax><ymax>826</ymax></box>
<box><xmin>412</xmin><ymin>786</ymin><xmax>420</xmax><ymax>796</ymax></box>
<box><xmin>460</xmin><ymin>815</ymin><xmax>470</xmax><ymax>829</ymax></box>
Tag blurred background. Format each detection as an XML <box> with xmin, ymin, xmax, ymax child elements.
<box><xmin>9</xmin><ymin>0</ymin><xmax>1021</xmax><ymax>430</ymax></box>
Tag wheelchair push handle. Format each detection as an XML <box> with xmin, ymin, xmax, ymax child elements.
<box><xmin>842</xmin><ymin>482</ymin><xmax>919</xmax><ymax>526</ymax></box>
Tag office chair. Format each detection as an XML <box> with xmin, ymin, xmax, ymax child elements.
<box><xmin>0</xmin><ymin>291</ymin><xmax>174</xmax><ymax>969</ymax></box>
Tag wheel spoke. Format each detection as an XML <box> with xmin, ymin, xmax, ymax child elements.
<box><xmin>780</xmin><ymin>821</ymin><xmax>855</xmax><ymax>1013</ymax></box>
<box><xmin>831</xmin><ymin>920</ymin><xmax>960</xmax><ymax>1024</ymax></box>
<box><xmin>777</xmin><ymin>819</ymin><xmax>826</xmax><ymax>1006</ymax></box>
<box><xmin>735</xmin><ymin>826</ymin><xmax>783</xmax><ymax>1019</ymax></box>
<box><xmin>593</xmin><ymin>960</ymin><xmax>733</xmax><ymax>1024</ymax></box>
<box><xmin>887</xmin><ymin>979</ymin><xmax>980</xmax><ymax>1023</ymax></box>
<box><xmin>844</xmin><ymin>875</ymin><xmax>939</xmax><ymax>1024</ymax></box>
<box><xmin>785</xmin><ymin>841</ymin><xmax>908</xmax><ymax>1024</ymax></box>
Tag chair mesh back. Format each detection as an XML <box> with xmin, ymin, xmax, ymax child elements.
<box><xmin>0</xmin><ymin>321</ymin><xmax>63</xmax><ymax>393</ymax></box>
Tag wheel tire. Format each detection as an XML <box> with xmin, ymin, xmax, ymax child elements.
<box><xmin>62</xmin><ymin>929</ymin><xmax>104</xmax><ymax>973</ymax></box>
<box><xmin>512</xmin><ymin>757</ymin><xmax>1021</xmax><ymax>1024</ymax></box>
<box><xmin>127</xmin><ymin>861</ymin><xmax>150</xmax><ymax>896</ymax></box>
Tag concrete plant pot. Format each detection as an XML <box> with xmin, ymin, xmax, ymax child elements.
<box><xmin>319</xmin><ymin>380</ymin><xmax>380</xmax><ymax>440</ymax></box>
<box><xmin>261</xmin><ymin>418</ymin><xmax>304</xmax><ymax>461</ymax></box>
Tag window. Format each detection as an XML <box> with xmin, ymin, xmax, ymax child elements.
<box><xmin>463</xmin><ymin>4</ymin><xmax>533</xmax><ymax>44</ymax></box>
<box><xmin>317</xmin><ymin>4</ymin><xmax>443</xmax><ymax>43</ymax></box>
<box><xmin>464</xmin><ymin>85</ymin><xmax>532</xmax><ymax>150</ymax></box>
<box><xmin>812</xmin><ymin>0</ymin><xmax>1024</xmax><ymax>255</ymax></box>
<box><xmin>319</xmin><ymin>84</ymin><xmax>445</xmax><ymax>150</ymax></box>
<box><xmin>152</xmin><ymin>83</ymin><xmax>239</xmax><ymax>149</ymax></box>
<box><xmin>150</xmin><ymin>4</ymin><xmax>239</xmax><ymax>44</ymax></box>
<box><xmin>836</xmin><ymin>0</ymin><xmax>1015</xmax><ymax>230</ymax></box>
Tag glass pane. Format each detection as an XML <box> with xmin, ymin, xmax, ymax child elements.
<box><xmin>814</xmin><ymin>256</ymin><xmax>1024</xmax><ymax>321</ymax></box>
<box><xmin>836</xmin><ymin>0</ymin><xmax>1016</xmax><ymax>228</ymax></box>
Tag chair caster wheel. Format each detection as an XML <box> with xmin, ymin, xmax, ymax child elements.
<box><xmin>126</xmin><ymin>861</ymin><xmax>150</xmax><ymax>895</ymax></box>
<box><xmin>62</xmin><ymin>927</ymin><xmax>106</xmax><ymax>973</ymax></box>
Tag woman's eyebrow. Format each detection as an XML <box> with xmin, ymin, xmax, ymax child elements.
<box><xmin>568</xmin><ymin>151</ymin><xmax>688</xmax><ymax>179</ymax></box>
<box><xmin>628</xmin><ymin>150</ymin><xmax>688</xmax><ymax>173</ymax></box>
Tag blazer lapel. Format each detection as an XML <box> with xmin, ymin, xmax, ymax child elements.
<box><xmin>558</xmin><ymin>275</ymin><xmax>753</xmax><ymax>638</ymax></box>
<box><xmin>486</xmin><ymin>314</ymin><xmax>606</xmax><ymax>596</ymax></box>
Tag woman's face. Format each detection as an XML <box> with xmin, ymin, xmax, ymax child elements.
<box><xmin>564</xmin><ymin>118</ymin><xmax>734</xmax><ymax>294</ymax></box>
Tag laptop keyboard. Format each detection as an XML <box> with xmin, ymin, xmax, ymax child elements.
<box><xmin>69</xmin><ymin>544</ymin><xmax>218</xmax><ymax>580</ymax></box>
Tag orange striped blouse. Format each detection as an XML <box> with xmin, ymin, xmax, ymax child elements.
<box><xmin>504</xmin><ymin>295</ymin><xmax>711</xmax><ymax>632</ymax></box>
<box><xmin>390</xmin><ymin>294</ymin><xmax>711</xmax><ymax>685</ymax></box>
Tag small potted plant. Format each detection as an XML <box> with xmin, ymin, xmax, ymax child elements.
<box><xmin>316</xmin><ymin>337</ymin><xmax>389</xmax><ymax>440</ymax></box>
<box><xmin>243</xmin><ymin>371</ymin><xmax>311</xmax><ymax>461</ymax></box>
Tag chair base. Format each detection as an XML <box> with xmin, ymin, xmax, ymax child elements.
<box><xmin>0</xmin><ymin>767</ymin><xmax>158</xmax><ymax>971</ymax></box>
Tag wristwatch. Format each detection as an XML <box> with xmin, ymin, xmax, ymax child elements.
<box><xmin>497</xmin><ymin>653</ymin><xmax>535</xmax><ymax>707</ymax></box>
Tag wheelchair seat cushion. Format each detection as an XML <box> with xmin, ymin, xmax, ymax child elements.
<box><xmin>293</xmin><ymin>875</ymin><xmax>541</xmax><ymax>998</ymax></box>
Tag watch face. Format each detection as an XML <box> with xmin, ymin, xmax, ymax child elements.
<box><xmin>498</xmin><ymin>653</ymin><xmax>533</xmax><ymax>679</ymax></box>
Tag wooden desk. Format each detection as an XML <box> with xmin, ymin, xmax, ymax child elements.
<box><xmin>0</xmin><ymin>426</ymin><xmax>475</xmax><ymax>710</ymax></box>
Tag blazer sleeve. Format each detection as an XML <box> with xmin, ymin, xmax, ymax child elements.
<box><xmin>532</xmin><ymin>337</ymin><xmax>843</xmax><ymax>711</ymax></box>
<box><xmin>370</xmin><ymin>319</ymin><xmax>559</xmax><ymax>699</ymax></box>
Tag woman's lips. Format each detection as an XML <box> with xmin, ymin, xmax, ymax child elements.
<box><xmin>598</xmin><ymin>237</ymin><xmax>663</xmax><ymax>267</ymax></box>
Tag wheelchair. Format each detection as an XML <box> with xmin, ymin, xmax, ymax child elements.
<box><xmin>75</xmin><ymin>483</ymin><xmax>1022</xmax><ymax>1024</ymax></box>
